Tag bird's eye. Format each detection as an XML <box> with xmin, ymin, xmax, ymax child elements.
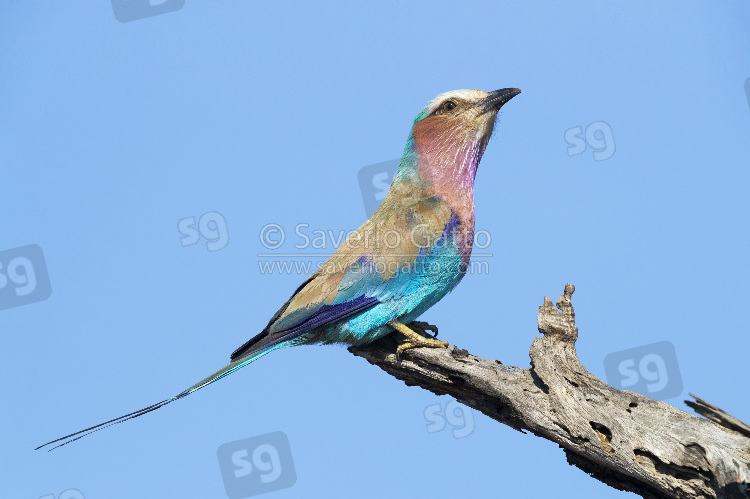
<box><xmin>441</xmin><ymin>100</ymin><xmax>457</xmax><ymax>112</ymax></box>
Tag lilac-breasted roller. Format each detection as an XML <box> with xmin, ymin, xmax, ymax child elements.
<box><xmin>38</xmin><ymin>87</ymin><xmax>520</xmax><ymax>450</ymax></box>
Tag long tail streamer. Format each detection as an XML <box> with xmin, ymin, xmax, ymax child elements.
<box><xmin>35</xmin><ymin>336</ymin><xmax>299</xmax><ymax>451</ymax></box>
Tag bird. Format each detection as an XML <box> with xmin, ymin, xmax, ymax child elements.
<box><xmin>37</xmin><ymin>87</ymin><xmax>521</xmax><ymax>451</ymax></box>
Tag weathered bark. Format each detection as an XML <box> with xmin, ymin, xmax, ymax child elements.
<box><xmin>349</xmin><ymin>284</ymin><xmax>750</xmax><ymax>498</ymax></box>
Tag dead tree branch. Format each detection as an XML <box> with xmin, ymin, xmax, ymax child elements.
<box><xmin>349</xmin><ymin>284</ymin><xmax>750</xmax><ymax>499</ymax></box>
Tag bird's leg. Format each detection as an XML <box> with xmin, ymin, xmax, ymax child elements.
<box><xmin>407</xmin><ymin>320</ymin><xmax>439</xmax><ymax>338</ymax></box>
<box><xmin>388</xmin><ymin>320</ymin><xmax>449</xmax><ymax>356</ymax></box>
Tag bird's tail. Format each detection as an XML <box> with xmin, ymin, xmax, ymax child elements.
<box><xmin>36</xmin><ymin>333</ymin><xmax>304</xmax><ymax>452</ymax></box>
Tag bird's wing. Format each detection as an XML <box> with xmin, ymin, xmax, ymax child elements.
<box><xmin>230</xmin><ymin>197</ymin><xmax>454</xmax><ymax>361</ymax></box>
<box><xmin>37</xmin><ymin>198</ymin><xmax>456</xmax><ymax>451</ymax></box>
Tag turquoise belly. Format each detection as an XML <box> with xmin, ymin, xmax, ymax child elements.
<box><xmin>313</xmin><ymin>240</ymin><xmax>468</xmax><ymax>346</ymax></box>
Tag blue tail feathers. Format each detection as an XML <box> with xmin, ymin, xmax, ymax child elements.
<box><xmin>35</xmin><ymin>336</ymin><xmax>301</xmax><ymax>451</ymax></box>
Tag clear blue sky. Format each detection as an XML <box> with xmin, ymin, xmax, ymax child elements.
<box><xmin>2</xmin><ymin>2</ymin><xmax>749</xmax><ymax>498</ymax></box>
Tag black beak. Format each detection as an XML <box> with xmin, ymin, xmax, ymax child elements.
<box><xmin>478</xmin><ymin>88</ymin><xmax>521</xmax><ymax>114</ymax></box>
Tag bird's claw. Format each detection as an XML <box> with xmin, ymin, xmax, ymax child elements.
<box><xmin>389</xmin><ymin>319</ymin><xmax>448</xmax><ymax>359</ymax></box>
<box><xmin>407</xmin><ymin>320</ymin><xmax>439</xmax><ymax>338</ymax></box>
<box><xmin>396</xmin><ymin>338</ymin><xmax>449</xmax><ymax>357</ymax></box>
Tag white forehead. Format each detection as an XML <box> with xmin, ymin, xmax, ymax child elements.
<box><xmin>424</xmin><ymin>89</ymin><xmax>489</xmax><ymax>113</ymax></box>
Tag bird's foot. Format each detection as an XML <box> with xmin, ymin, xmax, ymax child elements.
<box><xmin>388</xmin><ymin>320</ymin><xmax>449</xmax><ymax>356</ymax></box>
<box><xmin>407</xmin><ymin>320</ymin><xmax>439</xmax><ymax>338</ymax></box>
<box><xmin>396</xmin><ymin>338</ymin><xmax>449</xmax><ymax>356</ymax></box>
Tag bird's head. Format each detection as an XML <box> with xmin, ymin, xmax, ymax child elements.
<box><xmin>399</xmin><ymin>88</ymin><xmax>520</xmax><ymax>195</ymax></box>
<box><xmin>414</xmin><ymin>88</ymin><xmax>521</xmax><ymax>138</ymax></box>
